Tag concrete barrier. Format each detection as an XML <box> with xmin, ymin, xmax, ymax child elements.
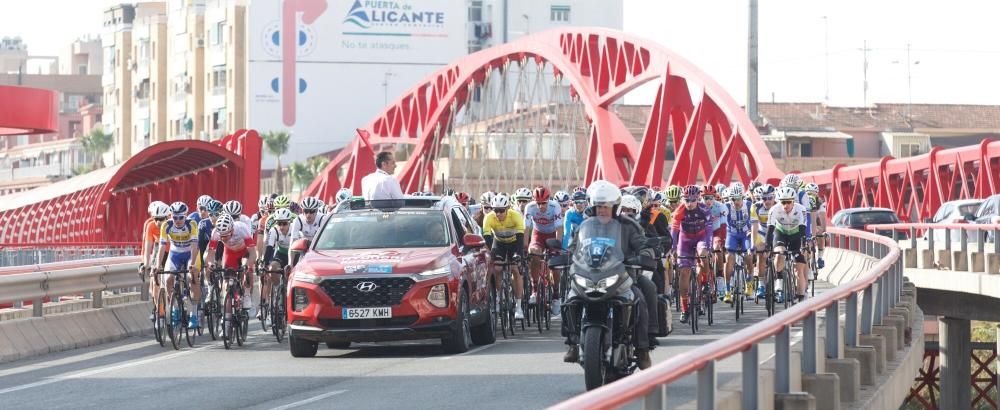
<box><xmin>0</xmin><ymin>300</ymin><xmax>151</xmax><ymax>364</ymax></box>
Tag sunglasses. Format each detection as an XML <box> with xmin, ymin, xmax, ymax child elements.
<box><xmin>574</xmin><ymin>200</ymin><xmax>587</xmax><ymax>206</ymax></box>
<box><xmin>517</xmin><ymin>200</ymin><xmax>529</xmax><ymax>204</ymax></box>
<box><xmin>560</xmin><ymin>203</ymin><xmax>570</xmax><ymax>208</ymax></box>
<box><xmin>621</xmin><ymin>210</ymin><xmax>636</xmax><ymax>215</ymax></box>
<box><xmin>762</xmin><ymin>196</ymin><xmax>775</xmax><ymax>201</ymax></box>
<box><xmin>277</xmin><ymin>221</ymin><xmax>289</xmax><ymax>226</ymax></box>
<box><xmin>154</xmin><ymin>217</ymin><xmax>166</xmax><ymax>223</ymax></box>
<box><xmin>668</xmin><ymin>200</ymin><xmax>679</xmax><ymax>205</ymax></box>
<box><xmin>780</xmin><ymin>200</ymin><xmax>794</xmax><ymax>205</ymax></box>
<box><xmin>495</xmin><ymin>208</ymin><xmax>508</xmax><ymax>214</ymax></box>
<box><xmin>172</xmin><ymin>216</ymin><xmax>185</xmax><ymax>220</ymax></box>
<box><xmin>685</xmin><ymin>196</ymin><xmax>699</xmax><ymax>202</ymax></box>
<box><xmin>304</xmin><ymin>209</ymin><xmax>317</xmax><ymax>214</ymax></box>
<box><xmin>483</xmin><ymin>206</ymin><xmax>493</xmax><ymax>211</ymax></box>
<box><xmin>703</xmin><ymin>196</ymin><xmax>715</xmax><ymax>201</ymax></box>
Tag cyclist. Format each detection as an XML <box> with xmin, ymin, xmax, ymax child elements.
<box><xmin>453</xmin><ymin>192</ymin><xmax>471</xmax><ymax>211</ymax></box>
<box><xmin>702</xmin><ymin>184</ymin><xmax>728</xmax><ymax>299</ymax></box>
<box><xmin>223</xmin><ymin>200</ymin><xmax>251</xmax><ymax>226</ymax></box>
<box><xmin>204</xmin><ymin>214</ymin><xmax>257</xmax><ymax>312</ymax></box>
<box><xmin>482</xmin><ymin>194</ymin><xmax>526</xmax><ymax>320</ymax></box>
<box><xmin>804</xmin><ymin>183</ymin><xmax>827</xmax><ymax>268</ymax></box>
<box><xmin>767</xmin><ymin>186</ymin><xmax>809</xmax><ymax>303</ymax></box>
<box><xmin>562</xmin><ymin>190</ymin><xmax>588</xmax><ymax>250</ymax></box>
<box><xmin>751</xmin><ymin>184</ymin><xmax>776</xmax><ymax>298</ymax></box>
<box><xmin>197</xmin><ymin>200</ymin><xmax>224</xmax><ymax>270</ymax></box>
<box><xmin>474</xmin><ymin>191</ymin><xmax>495</xmax><ymax>227</ymax></box>
<box><xmin>259</xmin><ymin>208</ymin><xmax>295</xmax><ymax>320</ymax></box>
<box><xmin>672</xmin><ymin>185</ymin><xmax>713</xmax><ymax>324</ymax></box>
<box><xmin>553</xmin><ymin>191</ymin><xmax>572</xmax><ymax>216</ymax></box>
<box><xmin>513</xmin><ymin>187</ymin><xmax>532</xmax><ymax>214</ymax></box>
<box><xmin>290</xmin><ymin>196</ymin><xmax>324</xmax><ymax>243</ymax></box>
<box><xmin>155</xmin><ymin>201</ymin><xmax>201</xmax><ymax>328</ymax></box>
<box><xmin>249</xmin><ymin>196</ymin><xmax>270</xmax><ymax>236</ymax></box>
<box><xmin>143</xmin><ymin>201</ymin><xmax>169</xmax><ymax>319</ymax></box>
<box><xmin>621</xmin><ymin>193</ymin><xmax>664</xmax><ymax>342</ymax></box>
<box><xmin>724</xmin><ymin>183</ymin><xmax>754</xmax><ymax>302</ymax></box>
<box><xmin>523</xmin><ymin>186</ymin><xmax>563</xmax><ymax>313</ymax></box>
<box><xmin>188</xmin><ymin>195</ymin><xmax>214</xmax><ymax>224</ymax></box>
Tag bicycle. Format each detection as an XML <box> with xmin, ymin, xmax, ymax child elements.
<box><xmin>728</xmin><ymin>247</ymin><xmax>750</xmax><ymax>321</ymax></box>
<box><xmin>534</xmin><ymin>238</ymin><xmax>566</xmax><ymax>333</ymax></box>
<box><xmin>146</xmin><ymin>265</ymin><xmax>166</xmax><ymax>347</ymax></box>
<box><xmin>759</xmin><ymin>250</ymin><xmax>778</xmax><ymax>317</ymax></box>
<box><xmin>265</xmin><ymin>266</ymin><xmax>289</xmax><ymax>343</ymax></box>
<box><xmin>161</xmin><ymin>269</ymin><xmax>196</xmax><ymax>350</ymax></box>
<box><xmin>677</xmin><ymin>255</ymin><xmax>710</xmax><ymax>334</ymax></box>
<box><xmin>203</xmin><ymin>266</ymin><xmax>224</xmax><ymax>341</ymax></box>
<box><xmin>218</xmin><ymin>265</ymin><xmax>249</xmax><ymax>349</ymax></box>
<box><xmin>255</xmin><ymin>262</ymin><xmax>270</xmax><ymax>332</ymax></box>
<box><xmin>772</xmin><ymin>243</ymin><xmax>800</xmax><ymax>311</ymax></box>
<box><xmin>492</xmin><ymin>254</ymin><xmax>519</xmax><ymax>338</ymax></box>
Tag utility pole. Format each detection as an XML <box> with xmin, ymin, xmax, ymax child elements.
<box><xmin>823</xmin><ymin>16</ymin><xmax>829</xmax><ymax>104</ymax></box>
<box><xmin>906</xmin><ymin>42</ymin><xmax>913</xmax><ymax>123</ymax></box>
<box><xmin>747</xmin><ymin>0</ymin><xmax>759</xmax><ymax>125</ymax></box>
<box><xmin>860</xmin><ymin>40</ymin><xmax>872</xmax><ymax>108</ymax></box>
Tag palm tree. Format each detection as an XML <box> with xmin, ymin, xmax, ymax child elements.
<box><xmin>80</xmin><ymin>128</ymin><xmax>113</xmax><ymax>169</ymax></box>
<box><xmin>307</xmin><ymin>156</ymin><xmax>330</xmax><ymax>177</ymax></box>
<box><xmin>262</xmin><ymin>130</ymin><xmax>291</xmax><ymax>192</ymax></box>
<box><xmin>288</xmin><ymin>161</ymin><xmax>313</xmax><ymax>195</ymax></box>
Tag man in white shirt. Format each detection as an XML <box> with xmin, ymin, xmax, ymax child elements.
<box><xmin>361</xmin><ymin>151</ymin><xmax>404</xmax><ymax>200</ymax></box>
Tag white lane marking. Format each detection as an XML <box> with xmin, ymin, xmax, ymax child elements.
<box><xmin>0</xmin><ymin>343</ymin><xmax>217</xmax><ymax>396</ymax></box>
<box><xmin>269</xmin><ymin>390</ymin><xmax>347</xmax><ymax>410</ymax></box>
<box><xmin>440</xmin><ymin>343</ymin><xmax>498</xmax><ymax>360</ymax></box>
<box><xmin>0</xmin><ymin>339</ymin><xmax>155</xmax><ymax>378</ymax></box>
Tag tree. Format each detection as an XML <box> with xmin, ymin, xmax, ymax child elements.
<box><xmin>262</xmin><ymin>130</ymin><xmax>291</xmax><ymax>192</ymax></box>
<box><xmin>307</xmin><ymin>156</ymin><xmax>330</xmax><ymax>177</ymax></box>
<box><xmin>288</xmin><ymin>161</ymin><xmax>313</xmax><ymax>195</ymax></box>
<box><xmin>80</xmin><ymin>127</ymin><xmax>113</xmax><ymax>169</ymax></box>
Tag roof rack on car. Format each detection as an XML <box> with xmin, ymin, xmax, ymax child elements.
<box><xmin>341</xmin><ymin>197</ymin><xmax>446</xmax><ymax>212</ymax></box>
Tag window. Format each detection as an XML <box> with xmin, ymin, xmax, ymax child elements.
<box><xmin>212</xmin><ymin>22</ymin><xmax>223</xmax><ymax>45</ymax></box>
<box><xmin>788</xmin><ymin>140</ymin><xmax>812</xmax><ymax>157</ymax></box>
<box><xmin>77</xmin><ymin>65</ymin><xmax>88</xmax><ymax>75</ymax></box>
<box><xmin>899</xmin><ymin>143</ymin><xmax>923</xmax><ymax>157</ymax></box>
<box><xmin>551</xmin><ymin>5</ymin><xmax>570</xmax><ymax>22</ymax></box>
<box><xmin>469</xmin><ymin>1</ymin><xmax>482</xmax><ymax>22</ymax></box>
<box><xmin>211</xmin><ymin>66</ymin><xmax>226</xmax><ymax>93</ymax></box>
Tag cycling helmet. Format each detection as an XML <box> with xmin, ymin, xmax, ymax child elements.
<box><xmin>196</xmin><ymin>195</ymin><xmax>214</xmax><ymax>209</ymax></box>
<box><xmin>169</xmin><ymin>201</ymin><xmax>189</xmax><ymax>217</ymax></box>
<box><xmin>454</xmin><ymin>191</ymin><xmax>471</xmax><ymax>206</ymax></box>
<box><xmin>759</xmin><ymin>183</ymin><xmax>776</xmax><ymax>198</ymax></box>
<box><xmin>335</xmin><ymin>188</ymin><xmax>352</xmax><ymax>204</ymax></box>
<box><xmin>748</xmin><ymin>181</ymin><xmax>763</xmax><ymax>193</ymax></box>
<box><xmin>627</xmin><ymin>186</ymin><xmax>650</xmax><ymax>208</ymax></box>
<box><xmin>223</xmin><ymin>200</ymin><xmax>243</xmax><ymax>217</ymax></box>
<box><xmin>780</xmin><ymin>174</ymin><xmax>802</xmax><ymax>190</ymax></box>
<box><xmin>702</xmin><ymin>184</ymin><xmax>718</xmax><ymax>199</ymax></box>
<box><xmin>572</xmin><ymin>186</ymin><xmax>587</xmax><ymax>196</ymax></box>
<box><xmin>148</xmin><ymin>201</ymin><xmax>169</xmax><ymax>218</ymax></box>
<box><xmin>491</xmin><ymin>194</ymin><xmax>512</xmax><ymax>209</ymax></box>
<box><xmin>264</xmin><ymin>196</ymin><xmax>275</xmax><ymax>211</ymax></box>
<box><xmin>271</xmin><ymin>208</ymin><xmax>295</xmax><ymax>222</ymax></box>
<box><xmin>683</xmin><ymin>185</ymin><xmax>701</xmax><ymax>200</ymax></box>
<box><xmin>587</xmin><ymin>180</ymin><xmax>622</xmax><ymax>207</ymax></box>
<box><xmin>715</xmin><ymin>183</ymin><xmax>727</xmax><ymax>195</ymax></box>
<box><xmin>619</xmin><ymin>194</ymin><xmax>642</xmax><ymax>215</ymax></box>
<box><xmin>214</xmin><ymin>214</ymin><xmax>234</xmax><ymax>235</ymax></box>
<box><xmin>651</xmin><ymin>191</ymin><xmax>665</xmax><ymax>203</ymax></box>
<box><xmin>479</xmin><ymin>191</ymin><xmax>496</xmax><ymax>207</ymax></box>
<box><xmin>273</xmin><ymin>195</ymin><xmax>291</xmax><ymax>209</ymax></box>
<box><xmin>804</xmin><ymin>182</ymin><xmax>820</xmax><ymax>195</ymax></box>
<box><xmin>554</xmin><ymin>190</ymin><xmax>570</xmax><ymax>204</ymax></box>
<box><xmin>301</xmin><ymin>196</ymin><xmax>323</xmax><ymax>211</ymax></box>
<box><xmin>664</xmin><ymin>185</ymin><xmax>683</xmax><ymax>201</ymax></box>
<box><xmin>289</xmin><ymin>201</ymin><xmax>302</xmax><ymax>214</ymax></box>
<box><xmin>532</xmin><ymin>186</ymin><xmax>551</xmax><ymax>202</ymax></box>
<box><xmin>257</xmin><ymin>196</ymin><xmax>269</xmax><ymax>210</ymax></box>
<box><xmin>728</xmin><ymin>182</ymin><xmax>745</xmax><ymax>199</ymax></box>
<box><xmin>776</xmin><ymin>186</ymin><xmax>796</xmax><ymax>201</ymax></box>
<box><xmin>206</xmin><ymin>200</ymin><xmax>223</xmax><ymax>216</ymax></box>
<box><xmin>513</xmin><ymin>187</ymin><xmax>532</xmax><ymax>200</ymax></box>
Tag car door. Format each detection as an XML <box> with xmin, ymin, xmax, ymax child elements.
<box><xmin>450</xmin><ymin>207</ymin><xmax>484</xmax><ymax>307</ymax></box>
<box><xmin>976</xmin><ymin>197</ymin><xmax>998</xmax><ymax>224</ymax></box>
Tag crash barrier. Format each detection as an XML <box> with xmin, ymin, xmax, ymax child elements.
<box><xmin>0</xmin><ymin>242</ymin><xmax>141</xmax><ymax>267</ymax></box>
<box><xmin>867</xmin><ymin>223</ymin><xmax>1000</xmax><ymax>273</ymax></box>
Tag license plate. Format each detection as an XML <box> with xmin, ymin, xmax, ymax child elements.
<box><xmin>342</xmin><ymin>307</ymin><xmax>392</xmax><ymax>320</ymax></box>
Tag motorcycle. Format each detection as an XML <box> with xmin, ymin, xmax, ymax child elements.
<box><xmin>552</xmin><ymin>220</ymin><xmax>658</xmax><ymax>390</ymax></box>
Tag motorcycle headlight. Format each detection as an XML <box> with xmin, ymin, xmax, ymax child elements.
<box><xmin>573</xmin><ymin>275</ymin><xmax>594</xmax><ymax>289</ymax></box>
<box><xmin>573</xmin><ymin>274</ymin><xmax>620</xmax><ymax>293</ymax></box>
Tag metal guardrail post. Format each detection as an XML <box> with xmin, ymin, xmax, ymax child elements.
<box><xmin>945</xmin><ymin>228</ymin><xmax>952</xmax><ymax>251</ymax></box>
<box><xmin>910</xmin><ymin>227</ymin><xmax>917</xmax><ymax>250</ymax></box>
<box><xmin>826</xmin><ymin>303</ymin><xmax>839</xmax><ymax>358</ymax></box>
<box><xmin>776</xmin><ymin>324</ymin><xmax>791</xmax><ymax>393</ymax></box>
<box><xmin>642</xmin><ymin>386</ymin><xmax>666</xmax><ymax>410</ymax></box>
<box><xmin>846</xmin><ymin>292</ymin><xmax>858</xmax><ymax>346</ymax></box>
<box><xmin>861</xmin><ymin>284</ymin><xmax>874</xmax><ymax>334</ymax></box>
<box><xmin>874</xmin><ymin>277</ymin><xmax>884</xmax><ymax>326</ymax></box>
<box><xmin>697</xmin><ymin>361</ymin><xmax>715</xmax><ymax>410</ymax></box>
<box><xmin>994</xmin><ymin>228</ymin><xmax>999</xmax><ymax>254</ymax></box>
<box><xmin>961</xmin><ymin>230</ymin><xmax>968</xmax><ymax>254</ymax></box>
<box><xmin>33</xmin><ymin>298</ymin><xmax>43</xmax><ymax>317</ymax></box>
<box><xmin>92</xmin><ymin>290</ymin><xmax>103</xmax><ymax>308</ymax></box>
<box><xmin>803</xmin><ymin>312</ymin><xmax>817</xmax><ymax>374</ymax></box>
<box><xmin>928</xmin><ymin>227</ymin><xmax>935</xmax><ymax>254</ymax></box>
<box><xmin>978</xmin><ymin>230</ymin><xmax>986</xmax><ymax>257</ymax></box>
<box><xmin>742</xmin><ymin>344</ymin><xmax>758</xmax><ymax>410</ymax></box>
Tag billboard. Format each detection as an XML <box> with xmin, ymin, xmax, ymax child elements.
<box><xmin>248</xmin><ymin>0</ymin><xmax>468</xmax><ymax>166</ymax></box>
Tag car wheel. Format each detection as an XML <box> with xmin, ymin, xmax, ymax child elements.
<box><xmin>442</xmin><ymin>288</ymin><xmax>472</xmax><ymax>353</ymax></box>
<box><xmin>471</xmin><ymin>286</ymin><xmax>497</xmax><ymax>346</ymax></box>
<box><xmin>326</xmin><ymin>341</ymin><xmax>351</xmax><ymax>349</ymax></box>
<box><xmin>289</xmin><ymin>334</ymin><xmax>318</xmax><ymax>357</ymax></box>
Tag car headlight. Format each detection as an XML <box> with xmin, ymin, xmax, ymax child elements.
<box><xmin>417</xmin><ymin>265</ymin><xmax>450</xmax><ymax>280</ymax></box>
<box><xmin>292</xmin><ymin>271</ymin><xmax>322</xmax><ymax>284</ymax></box>
<box><xmin>427</xmin><ymin>284</ymin><xmax>448</xmax><ymax>308</ymax></box>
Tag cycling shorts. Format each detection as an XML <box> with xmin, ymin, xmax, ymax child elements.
<box><xmin>165</xmin><ymin>251</ymin><xmax>196</xmax><ymax>272</ymax></box>
<box><xmin>492</xmin><ymin>241</ymin><xmax>520</xmax><ymax>265</ymax></box>
<box><xmin>529</xmin><ymin>230</ymin><xmax>557</xmax><ymax>252</ymax></box>
<box><xmin>222</xmin><ymin>248</ymin><xmax>250</xmax><ymax>270</ymax></box>
<box><xmin>676</xmin><ymin>235</ymin><xmax>708</xmax><ymax>268</ymax></box>
<box><xmin>272</xmin><ymin>247</ymin><xmax>289</xmax><ymax>268</ymax></box>
<box><xmin>773</xmin><ymin>231</ymin><xmax>806</xmax><ymax>264</ymax></box>
<box><xmin>725</xmin><ymin>233</ymin><xmax>751</xmax><ymax>254</ymax></box>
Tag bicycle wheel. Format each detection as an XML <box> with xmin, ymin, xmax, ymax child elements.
<box><xmin>259</xmin><ymin>284</ymin><xmax>269</xmax><ymax>332</ymax></box>
<box><xmin>734</xmin><ymin>266</ymin><xmax>743</xmax><ymax>321</ymax></box>
<box><xmin>705</xmin><ymin>278</ymin><xmax>714</xmax><ymax>326</ymax></box>
<box><xmin>238</xmin><ymin>291</ymin><xmax>249</xmax><ymax>346</ymax></box>
<box><xmin>184</xmin><ymin>308</ymin><xmax>196</xmax><ymax>348</ymax></box>
<box><xmin>535</xmin><ymin>278</ymin><xmax>546</xmax><ymax>333</ymax></box>
<box><xmin>765</xmin><ymin>263</ymin><xmax>775</xmax><ymax>317</ymax></box>
<box><xmin>688</xmin><ymin>272</ymin><xmax>699</xmax><ymax>334</ymax></box>
<box><xmin>168</xmin><ymin>292</ymin><xmax>183</xmax><ymax>350</ymax></box>
<box><xmin>782</xmin><ymin>262</ymin><xmax>792</xmax><ymax>310</ymax></box>
<box><xmin>223</xmin><ymin>286</ymin><xmax>236</xmax><ymax>349</ymax></box>
<box><xmin>154</xmin><ymin>289</ymin><xmax>166</xmax><ymax>347</ymax></box>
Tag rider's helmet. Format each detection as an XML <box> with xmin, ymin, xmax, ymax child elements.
<box><xmin>571</xmin><ymin>190</ymin><xmax>588</xmax><ymax>202</ymax></box>
<box><xmin>728</xmin><ymin>182</ymin><xmax>745</xmax><ymax>199</ymax></box>
<box><xmin>626</xmin><ymin>186</ymin><xmax>650</xmax><ymax>208</ymax></box>
<box><xmin>491</xmin><ymin>194</ymin><xmax>512</xmax><ymax>210</ymax></box>
<box><xmin>196</xmin><ymin>195</ymin><xmax>214</xmax><ymax>210</ymax></box>
<box><xmin>214</xmin><ymin>214</ymin><xmax>234</xmax><ymax>235</ymax></box>
<box><xmin>335</xmin><ymin>188</ymin><xmax>352</xmax><ymax>204</ymax></box>
<box><xmin>223</xmin><ymin>200</ymin><xmax>243</xmax><ymax>217</ymax></box>
<box><xmin>479</xmin><ymin>191</ymin><xmax>496</xmax><ymax>207</ymax></box>
<box><xmin>776</xmin><ymin>186</ymin><xmax>796</xmax><ymax>202</ymax></box>
<box><xmin>804</xmin><ymin>182</ymin><xmax>820</xmax><ymax>195</ymax></box>
<box><xmin>664</xmin><ymin>185</ymin><xmax>683</xmax><ymax>202</ymax></box>
<box><xmin>780</xmin><ymin>174</ymin><xmax>802</xmax><ymax>190</ymax></box>
<box><xmin>553</xmin><ymin>190</ymin><xmax>571</xmax><ymax>204</ymax></box>
<box><xmin>513</xmin><ymin>187</ymin><xmax>532</xmax><ymax>200</ymax></box>
<box><xmin>532</xmin><ymin>186</ymin><xmax>551</xmax><ymax>202</ymax></box>
<box><xmin>759</xmin><ymin>184</ymin><xmax>776</xmax><ymax>199</ymax></box>
<box><xmin>301</xmin><ymin>196</ymin><xmax>323</xmax><ymax>211</ymax></box>
<box><xmin>453</xmin><ymin>192</ymin><xmax>471</xmax><ymax>206</ymax></box>
<box><xmin>651</xmin><ymin>191</ymin><xmax>665</xmax><ymax>204</ymax></box>
<box><xmin>702</xmin><ymin>184</ymin><xmax>719</xmax><ymax>199</ymax></box>
<box><xmin>257</xmin><ymin>196</ymin><xmax>269</xmax><ymax>210</ymax></box>
<box><xmin>169</xmin><ymin>201</ymin><xmax>189</xmax><ymax>217</ymax></box>
<box><xmin>619</xmin><ymin>194</ymin><xmax>642</xmax><ymax>216</ymax></box>
<box><xmin>683</xmin><ymin>185</ymin><xmax>702</xmax><ymax>201</ymax></box>
<box><xmin>149</xmin><ymin>201</ymin><xmax>170</xmax><ymax>218</ymax></box>
<box><xmin>206</xmin><ymin>200</ymin><xmax>223</xmax><ymax>216</ymax></box>
<box><xmin>572</xmin><ymin>186</ymin><xmax>587</xmax><ymax>197</ymax></box>
<box><xmin>587</xmin><ymin>180</ymin><xmax>622</xmax><ymax>207</ymax></box>
<box><xmin>715</xmin><ymin>183</ymin><xmax>727</xmax><ymax>195</ymax></box>
<box><xmin>271</xmin><ymin>208</ymin><xmax>295</xmax><ymax>222</ymax></box>
<box><xmin>273</xmin><ymin>195</ymin><xmax>291</xmax><ymax>209</ymax></box>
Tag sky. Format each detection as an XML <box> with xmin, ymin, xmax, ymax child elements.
<box><xmin>4</xmin><ymin>0</ymin><xmax>1000</xmax><ymax>107</ymax></box>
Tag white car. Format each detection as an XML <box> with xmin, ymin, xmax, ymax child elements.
<box><xmin>922</xmin><ymin>199</ymin><xmax>982</xmax><ymax>243</ymax></box>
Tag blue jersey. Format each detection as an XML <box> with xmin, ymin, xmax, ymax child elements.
<box><xmin>198</xmin><ymin>218</ymin><xmax>215</xmax><ymax>245</ymax></box>
<box><xmin>562</xmin><ymin>208</ymin><xmax>585</xmax><ymax>249</ymax></box>
<box><xmin>187</xmin><ymin>211</ymin><xmax>202</xmax><ymax>224</ymax></box>
<box><xmin>725</xmin><ymin>200</ymin><xmax>753</xmax><ymax>237</ymax></box>
<box><xmin>707</xmin><ymin>201</ymin><xmax>728</xmax><ymax>231</ymax></box>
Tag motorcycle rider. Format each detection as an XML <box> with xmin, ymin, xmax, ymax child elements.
<box><xmin>562</xmin><ymin>180</ymin><xmax>653</xmax><ymax>369</ymax></box>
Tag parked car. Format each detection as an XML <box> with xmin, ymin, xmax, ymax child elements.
<box><xmin>286</xmin><ymin>196</ymin><xmax>496</xmax><ymax>357</ymax></box>
<box><xmin>972</xmin><ymin>194</ymin><xmax>1000</xmax><ymax>243</ymax></box>
<box><xmin>922</xmin><ymin>199</ymin><xmax>982</xmax><ymax>243</ymax></box>
<box><xmin>830</xmin><ymin>207</ymin><xmax>903</xmax><ymax>237</ymax></box>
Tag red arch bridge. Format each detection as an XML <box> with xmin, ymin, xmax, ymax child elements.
<box><xmin>0</xmin><ymin>28</ymin><xmax>998</xmax><ymax>243</ymax></box>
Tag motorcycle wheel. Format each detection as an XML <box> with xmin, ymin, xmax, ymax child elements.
<box><xmin>583</xmin><ymin>326</ymin><xmax>606</xmax><ymax>391</ymax></box>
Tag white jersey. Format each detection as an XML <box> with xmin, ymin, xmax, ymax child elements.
<box><xmin>767</xmin><ymin>203</ymin><xmax>807</xmax><ymax>234</ymax></box>
<box><xmin>290</xmin><ymin>214</ymin><xmax>324</xmax><ymax>241</ymax></box>
<box><xmin>265</xmin><ymin>226</ymin><xmax>292</xmax><ymax>249</ymax></box>
<box><xmin>210</xmin><ymin>221</ymin><xmax>254</xmax><ymax>251</ymax></box>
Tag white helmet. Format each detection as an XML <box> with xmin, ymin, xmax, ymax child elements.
<box><xmin>480</xmin><ymin>191</ymin><xmax>496</xmax><ymax>207</ymax></box>
<box><xmin>257</xmin><ymin>195</ymin><xmax>269</xmax><ymax>209</ymax></box>
<box><xmin>336</xmin><ymin>188</ymin><xmax>352</xmax><ymax>203</ymax></box>
<box><xmin>587</xmin><ymin>180</ymin><xmax>622</xmax><ymax>207</ymax></box>
<box><xmin>513</xmin><ymin>187</ymin><xmax>532</xmax><ymax>200</ymax></box>
<box><xmin>619</xmin><ymin>194</ymin><xmax>642</xmax><ymax>215</ymax></box>
<box><xmin>148</xmin><ymin>201</ymin><xmax>169</xmax><ymax>218</ymax></box>
<box><xmin>223</xmin><ymin>200</ymin><xmax>243</xmax><ymax>217</ymax></box>
<box><xmin>301</xmin><ymin>196</ymin><xmax>323</xmax><ymax>211</ymax></box>
<box><xmin>491</xmin><ymin>194</ymin><xmax>511</xmax><ymax>209</ymax></box>
<box><xmin>804</xmin><ymin>182</ymin><xmax>820</xmax><ymax>194</ymax></box>
<box><xmin>728</xmin><ymin>183</ymin><xmax>745</xmax><ymax>199</ymax></box>
<box><xmin>780</xmin><ymin>174</ymin><xmax>802</xmax><ymax>190</ymax></box>
<box><xmin>196</xmin><ymin>195</ymin><xmax>214</xmax><ymax>209</ymax></box>
<box><xmin>215</xmin><ymin>214</ymin><xmax>234</xmax><ymax>235</ymax></box>
<box><xmin>271</xmin><ymin>208</ymin><xmax>295</xmax><ymax>222</ymax></box>
<box><xmin>776</xmin><ymin>186</ymin><xmax>796</xmax><ymax>201</ymax></box>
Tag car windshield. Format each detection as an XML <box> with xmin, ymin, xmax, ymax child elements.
<box><xmin>958</xmin><ymin>203</ymin><xmax>980</xmax><ymax>217</ymax></box>
<box><xmin>315</xmin><ymin>211</ymin><xmax>450</xmax><ymax>250</ymax></box>
<box><xmin>851</xmin><ymin>211</ymin><xmax>898</xmax><ymax>226</ymax></box>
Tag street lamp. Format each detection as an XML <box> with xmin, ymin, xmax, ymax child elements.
<box><xmin>892</xmin><ymin>43</ymin><xmax>920</xmax><ymax>124</ymax></box>
<box><xmin>523</xmin><ymin>14</ymin><xmax>530</xmax><ymax>35</ymax></box>
<box><xmin>382</xmin><ymin>70</ymin><xmax>396</xmax><ymax>107</ymax></box>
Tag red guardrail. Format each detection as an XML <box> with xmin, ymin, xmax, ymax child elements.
<box><xmin>550</xmin><ymin>227</ymin><xmax>904</xmax><ymax>409</ymax></box>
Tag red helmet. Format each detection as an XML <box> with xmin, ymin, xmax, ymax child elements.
<box><xmin>532</xmin><ymin>186</ymin><xmax>550</xmax><ymax>202</ymax></box>
<box><xmin>454</xmin><ymin>191</ymin><xmax>470</xmax><ymax>206</ymax></box>
<box><xmin>702</xmin><ymin>184</ymin><xmax>718</xmax><ymax>198</ymax></box>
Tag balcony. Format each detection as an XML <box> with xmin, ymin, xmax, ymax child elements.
<box><xmin>0</xmin><ymin>163</ymin><xmax>68</xmax><ymax>182</ymax></box>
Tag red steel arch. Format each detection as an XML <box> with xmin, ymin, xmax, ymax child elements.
<box><xmin>305</xmin><ymin>28</ymin><xmax>783</xmax><ymax>199</ymax></box>
<box><xmin>0</xmin><ymin>85</ymin><xmax>58</xmax><ymax>135</ymax></box>
<box><xmin>0</xmin><ymin>130</ymin><xmax>261</xmax><ymax>244</ymax></box>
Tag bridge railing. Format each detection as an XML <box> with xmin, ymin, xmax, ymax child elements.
<box><xmin>0</xmin><ymin>242</ymin><xmax>141</xmax><ymax>267</ymax></box>
<box><xmin>0</xmin><ymin>256</ymin><xmax>142</xmax><ymax>317</ymax></box>
<box><xmin>866</xmin><ymin>223</ymin><xmax>1000</xmax><ymax>257</ymax></box>
<box><xmin>551</xmin><ymin>227</ymin><xmax>905</xmax><ymax>409</ymax></box>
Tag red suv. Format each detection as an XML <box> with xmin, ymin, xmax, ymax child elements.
<box><xmin>286</xmin><ymin>197</ymin><xmax>496</xmax><ymax>357</ymax></box>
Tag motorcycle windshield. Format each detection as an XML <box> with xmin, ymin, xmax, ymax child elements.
<box><xmin>572</xmin><ymin>218</ymin><xmax>625</xmax><ymax>280</ymax></box>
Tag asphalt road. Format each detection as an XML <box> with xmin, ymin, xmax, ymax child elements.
<box><xmin>0</xmin><ymin>282</ymin><xmax>828</xmax><ymax>409</ymax></box>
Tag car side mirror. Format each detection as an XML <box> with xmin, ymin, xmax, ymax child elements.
<box><xmin>462</xmin><ymin>234</ymin><xmax>486</xmax><ymax>248</ymax></box>
<box><xmin>291</xmin><ymin>239</ymin><xmax>311</xmax><ymax>252</ymax></box>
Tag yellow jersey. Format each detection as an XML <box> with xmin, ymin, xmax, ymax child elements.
<box><xmin>482</xmin><ymin>209</ymin><xmax>525</xmax><ymax>244</ymax></box>
<box><xmin>159</xmin><ymin>220</ymin><xmax>199</xmax><ymax>253</ymax></box>
<box><xmin>751</xmin><ymin>202</ymin><xmax>772</xmax><ymax>233</ymax></box>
